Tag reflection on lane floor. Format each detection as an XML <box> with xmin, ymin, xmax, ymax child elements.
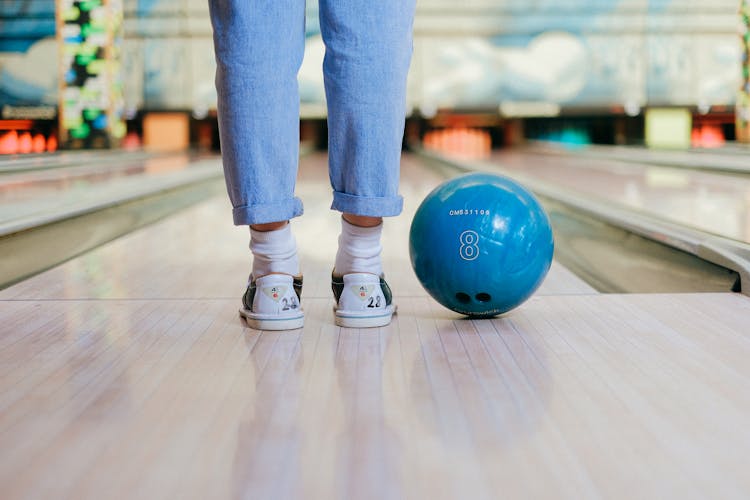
<box><xmin>0</xmin><ymin>152</ymin><xmax>219</xmax><ymax>230</ymax></box>
<box><xmin>490</xmin><ymin>151</ymin><xmax>750</xmax><ymax>243</ymax></box>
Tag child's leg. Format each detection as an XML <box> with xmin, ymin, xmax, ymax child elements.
<box><xmin>318</xmin><ymin>0</ymin><xmax>417</xmax><ymax>219</ymax></box>
<box><xmin>208</xmin><ymin>0</ymin><xmax>306</xmax><ymax>226</ymax></box>
<box><xmin>319</xmin><ymin>0</ymin><xmax>416</xmax><ymax>327</ymax></box>
<box><xmin>334</xmin><ymin>215</ymin><xmax>383</xmax><ymax>277</ymax></box>
<box><xmin>209</xmin><ymin>0</ymin><xmax>306</xmax><ymax>330</ymax></box>
<box><xmin>250</xmin><ymin>223</ymin><xmax>300</xmax><ymax>278</ymax></box>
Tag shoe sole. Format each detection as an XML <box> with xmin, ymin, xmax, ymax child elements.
<box><xmin>239</xmin><ymin>308</ymin><xmax>304</xmax><ymax>331</ymax></box>
<box><xmin>333</xmin><ymin>305</ymin><xmax>397</xmax><ymax>328</ymax></box>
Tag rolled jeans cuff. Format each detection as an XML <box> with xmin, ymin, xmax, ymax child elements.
<box><xmin>232</xmin><ymin>197</ymin><xmax>304</xmax><ymax>226</ymax></box>
<box><xmin>331</xmin><ymin>191</ymin><xmax>403</xmax><ymax>217</ymax></box>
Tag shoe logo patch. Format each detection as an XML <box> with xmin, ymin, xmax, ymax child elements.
<box><xmin>351</xmin><ymin>284</ymin><xmax>375</xmax><ymax>301</ymax></box>
<box><xmin>262</xmin><ymin>285</ymin><xmax>287</xmax><ymax>302</ymax></box>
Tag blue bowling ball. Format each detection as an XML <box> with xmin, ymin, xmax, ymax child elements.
<box><xmin>409</xmin><ymin>173</ymin><xmax>554</xmax><ymax>317</ymax></box>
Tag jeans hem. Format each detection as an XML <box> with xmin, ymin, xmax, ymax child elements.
<box><xmin>232</xmin><ymin>197</ymin><xmax>304</xmax><ymax>225</ymax></box>
<box><xmin>331</xmin><ymin>192</ymin><xmax>403</xmax><ymax>217</ymax></box>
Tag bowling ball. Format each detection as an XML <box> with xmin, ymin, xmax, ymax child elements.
<box><xmin>409</xmin><ymin>173</ymin><xmax>553</xmax><ymax>317</ymax></box>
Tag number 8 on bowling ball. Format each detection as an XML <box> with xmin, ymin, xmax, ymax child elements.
<box><xmin>409</xmin><ymin>173</ymin><xmax>554</xmax><ymax>317</ymax></box>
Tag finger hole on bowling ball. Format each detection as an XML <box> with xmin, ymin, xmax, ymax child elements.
<box><xmin>475</xmin><ymin>293</ymin><xmax>492</xmax><ymax>303</ymax></box>
<box><xmin>455</xmin><ymin>292</ymin><xmax>471</xmax><ymax>304</ymax></box>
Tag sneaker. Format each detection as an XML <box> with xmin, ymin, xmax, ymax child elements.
<box><xmin>331</xmin><ymin>272</ymin><xmax>396</xmax><ymax>328</ymax></box>
<box><xmin>239</xmin><ymin>274</ymin><xmax>304</xmax><ymax>330</ymax></box>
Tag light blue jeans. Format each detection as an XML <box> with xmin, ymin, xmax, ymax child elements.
<box><xmin>208</xmin><ymin>0</ymin><xmax>416</xmax><ymax>225</ymax></box>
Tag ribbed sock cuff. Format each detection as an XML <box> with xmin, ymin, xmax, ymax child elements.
<box><xmin>334</xmin><ymin>217</ymin><xmax>383</xmax><ymax>276</ymax></box>
<box><xmin>250</xmin><ymin>223</ymin><xmax>300</xmax><ymax>278</ymax></box>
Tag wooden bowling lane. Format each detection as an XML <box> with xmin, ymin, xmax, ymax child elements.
<box><xmin>487</xmin><ymin>148</ymin><xmax>750</xmax><ymax>243</ymax></box>
<box><xmin>1</xmin><ymin>153</ymin><xmax>750</xmax><ymax>499</ymax></box>
<box><xmin>0</xmin><ymin>153</ymin><xmax>591</xmax><ymax>302</ymax></box>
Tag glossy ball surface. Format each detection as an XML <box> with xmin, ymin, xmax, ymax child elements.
<box><xmin>409</xmin><ymin>173</ymin><xmax>554</xmax><ymax>317</ymax></box>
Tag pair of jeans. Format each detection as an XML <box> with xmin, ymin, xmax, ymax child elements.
<box><xmin>208</xmin><ymin>0</ymin><xmax>417</xmax><ymax>225</ymax></box>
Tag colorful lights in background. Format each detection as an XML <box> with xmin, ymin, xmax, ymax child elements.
<box><xmin>0</xmin><ymin>131</ymin><xmax>58</xmax><ymax>155</ymax></box>
<box><xmin>1</xmin><ymin>1</ymin><xmax>747</xmax><ymax>153</ymax></box>
<box><xmin>57</xmin><ymin>0</ymin><xmax>126</xmax><ymax>149</ymax></box>
<box><xmin>534</xmin><ymin>129</ymin><xmax>592</xmax><ymax>149</ymax></box>
<box><xmin>422</xmin><ymin>128</ymin><xmax>492</xmax><ymax>160</ymax></box>
<box><xmin>0</xmin><ymin>121</ymin><xmax>57</xmax><ymax>155</ymax></box>
<box><xmin>738</xmin><ymin>0</ymin><xmax>750</xmax><ymax>142</ymax></box>
<box><xmin>692</xmin><ymin>124</ymin><xmax>727</xmax><ymax>148</ymax></box>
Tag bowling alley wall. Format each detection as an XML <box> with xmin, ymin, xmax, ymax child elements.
<box><xmin>0</xmin><ymin>0</ymin><xmax>746</xmax><ymax>152</ymax></box>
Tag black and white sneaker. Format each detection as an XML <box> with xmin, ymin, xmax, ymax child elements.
<box><xmin>331</xmin><ymin>273</ymin><xmax>396</xmax><ymax>328</ymax></box>
<box><xmin>239</xmin><ymin>274</ymin><xmax>304</xmax><ymax>330</ymax></box>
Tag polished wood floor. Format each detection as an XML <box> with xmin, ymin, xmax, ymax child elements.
<box><xmin>1</xmin><ymin>154</ymin><xmax>749</xmax><ymax>499</ymax></box>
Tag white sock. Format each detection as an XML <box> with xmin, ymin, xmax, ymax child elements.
<box><xmin>250</xmin><ymin>223</ymin><xmax>300</xmax><ymax>279</ymax></box>
<box><xmin>334</xmin><ymin>217</ymin><xmax>383</xmax><ymax>276</ymax></box>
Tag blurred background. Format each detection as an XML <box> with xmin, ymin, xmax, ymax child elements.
<box><xmin>1</xmin><ymin>0</ymin><xmax>748</xmax><ymax>154</ymax></box>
